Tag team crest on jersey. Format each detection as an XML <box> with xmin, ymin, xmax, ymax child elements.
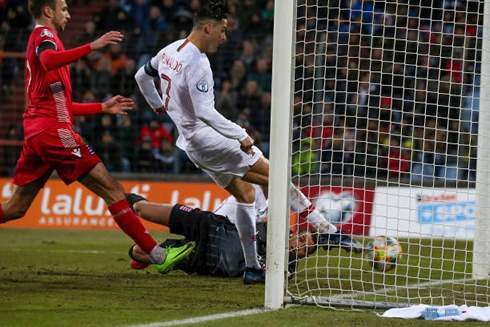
<box><xmin>196</xmin><ymin>80</ymin><xmax>209</xmax><ymax>93</ymax></box>
<box><xmin>40</xmin><ymin>29</ymin><xmax>54</xmax><ymax>38</ymax></box>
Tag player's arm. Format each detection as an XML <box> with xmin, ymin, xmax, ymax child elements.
<box><xmin>38</xmin><ymin>31</ymin><xmax>123</xmax><ymax>71</ymax></box>
<box><xmin>135</xmin><ymin>56</ymin><xmax>166</xmax><ymax>114</ymax></box>
<box><xmin>72</xmin><ymin>95</ymin><xmax>134</xmax><ymax>116</ymax></box>
<box><xmin>187</xmin><ymin>66</ymin><xmax>250</xmax><ymax>145</ymax></box>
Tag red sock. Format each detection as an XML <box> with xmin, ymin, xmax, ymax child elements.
<box><xmin>0</xmin><ymin>204</ymin><xmax>4</xmax><ymax>223</ymax></box>
<box><xmin>108</xmin><ymin>199</ymin><xmax>156</xmax><ymax>253</ymax></box>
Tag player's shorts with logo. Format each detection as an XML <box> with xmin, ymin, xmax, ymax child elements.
<box><xmin>186</xmin><ymin>138</ymin><xmax>263</xmax><ymax>188</ymax></box>
<box><xmin>13</xmin><ymin>125</ymin><xmax>101</xmax><ymax>187</ymax></box>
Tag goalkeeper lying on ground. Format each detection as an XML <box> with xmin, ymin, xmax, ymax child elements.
<box><xmin>125</xmin><ymin>187</ymin><xmax>363</xmax><ymax>283</ymax></box>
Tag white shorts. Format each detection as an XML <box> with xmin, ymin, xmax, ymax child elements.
<box><xmin>186</xmin><ymin>139</ymin><xmax>263</xmax><ymax>188</ymax></box>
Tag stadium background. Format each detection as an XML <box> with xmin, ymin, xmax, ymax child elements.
<box><xmin>0</xmin><ymin>0</ymin><xmax>480</xmax><ymax>182</ymax></box>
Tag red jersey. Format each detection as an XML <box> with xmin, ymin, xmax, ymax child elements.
<box><xmin>24</xmin><ymin>26</ymin><xmax>73</xmax><ymax>139</ymax></box>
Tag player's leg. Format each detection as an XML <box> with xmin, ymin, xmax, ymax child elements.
<box><xmin>78</xmin><ymin>162</ymin><xmax>168</xmax><ymax>264</ymax></box>
<box><xmin>225</xmin><ymin>177</ymin><xmax>265</xmax><ymax>283</ymax></box>
<box><xmin>1</xmin><ymin>136</ymin><xmax>52</xmax><ymax>223</ymax></box>
<box><xmin>244</xmin><ymin>155</ymin><xmax>362</xmax><ymax>252</ymax></box>
<box><xmin>0</xmin><ymin>183</ymin><xmax>41</xmax><ymax>223</ymax></box>
<box><xmin>243</xmin><ymin>155</ymin><xmax>335</xmax><ymax>232</ymax></box>
<box><xmin>129</xmin><ymin>196</ymin><xmax>173</xmax><ymax>227</ymax></box>
<box><xmin>186</xmin><ymin>143</ymin><xmax>265</xmax><ymax>282</ymax></box>
<box><xmin>242</xmin><ymin>156</ymin><xmax>269</xmax><ymax>186</ymax></box>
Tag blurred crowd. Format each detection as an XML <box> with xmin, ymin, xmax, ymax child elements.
<box><xmin>0</xmin><ymin>0</ymin><xmax>482</xmax><ymax>182</ymax></box>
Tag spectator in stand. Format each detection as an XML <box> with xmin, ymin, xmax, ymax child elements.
<box><xmin>4</xmin><ymin>3</ymin><xmax>31</xmax><ymax>29</ymax></box>
<box><xmin>95</xmin><ymin>43</ymin><xmax>128</xmax><ymax>74</ymax></box>
<box><xmin>160</xmin><ymin>0</ymin><xmax>178</xmax><ymax>23</ymax></box>
<box><xmin>171</xmin><ymin>7</ymin><xmax>194</xmax><ymax>39</ymax></box>
<box><xmin>132</xmin><ymin>0</ymin><xmax>150</xmax><ymax>31</ymax></box>
<box><xmin>93</xmin><ymin>0</ymin><xmax>127</xmax><ymax>32</ymax></box>
<box><xmin>114</xmin><ymin>58</ymin><xmax>139</xmax><ymax>98</ymax></box>
<box><xmin>94</xmin><ymin>130</ymin><xmax>125</xmax><ymax>172</ymax></box>
<box><xmin>139</xmin><ymin>118</ymin><xmax>174</xmax><ymax>150</ymax></box>
<box><xmin>238</xmin><ymin>79</ymin><xmax>262</xmax><ymax>112</ymax></box>
<box><xmin>135</xmin><ymin>136</ymin><xmax>156</xmax><ymax>172</ymax></box>
<box><xmin>354</xmin><ymin>119</ymin><xmax>382</xmax><ymax>177</ymax></box>
<box><xmin>154</xmin><ymin>138</ymin><xmax>175</xmax><ymax>173</ymax></box>
<box><xmin>249</xmin><ymin>92</ymin><xmax>271</xmax><ymax>145</ymax></box>
<box><xmin>91</xmin><ymin>57</ymin><xmax>114</xmax><ymax>98</ymax></box>
<box><xmin>235</xmin><ymin>107</ymin><xmax>251</xmax><ymax>129</ymax></box>
<box><xmin>305</xmin><ymin>105</ymin><xmax>334</xmax><ymax>150</ymax></box>
<box><xmin>141</xmin><ymin>6</ymin><xmax>167</xmax><ymax>49</ymax></box>
<box><xmin>382</xmin><ymin>136</ymin><xmax>410</xmax><ymax>180</ymax></box>
<box><xmin>229</xmin><ymin>59</ymin><xmax>247</xmax><ymax>91</ymax></box>
<box><xmin>116</xmin><ymin>113</ymin><xmax>137</xmax><ymax>170</ymax></box>
<box><xmin>2</xmin><ymin>3</ymin><xmax>32</xmax><ymax>52</ymax></box>
<box><xmin>95</xmin><ymin>114</ymin><xmax>116</xmax><ymax>143</ymax></box>
<box><xmin>248</xmin><ymin>57</ymin><xmax>271</xmax><ymax>92</ymax></box>
<box><xmin>237</xmin><ymin>0</ymin><xmax>256</xmax><ymax>34</ymax></box>
<box><xmin>292</xmin><ymin>138</ymin><xmax>318</xmax><ymax>176</ymax></box>
<box><xmin>215</xmin><ymin>79</ymin><xmax>238</xmax><ymax>120</ymax></box>
<box><xmin>112</xmin><ymin>6</ymin><xmax>133</xmax><ymax>34</ymax></box>
<box><xmin>70</xmin><ymin>59</ymin><xmax>91</xmax><ymax>101</ymax></box>
<box><xmin>261</xmin><ymin>0</ymin><xmax>274</xmax><ymax>32</ymax></box>
<box><xmin>77</xmin><ymin>20</ymin><xmax>97</xmax><ymax>46</ymax></box>
<box><xmin>239</xmin><ymin>39</ymin><xmax>256</xmax><ymax>71</ymax></box>
<box><xmin>188</xmin><ymin>0</ymin><xmax>201</xmax><ymax>14</ymax></box>
<box><xmin>244</xmin><ymin>11</ymin><xmax>266</xmax><ymax>43</ymax></box>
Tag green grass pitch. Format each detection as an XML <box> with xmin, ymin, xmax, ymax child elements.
<box><xmin>0</xmin><ymin>228</ymin><xmax>486</xmax><ymax>327</ymax></box>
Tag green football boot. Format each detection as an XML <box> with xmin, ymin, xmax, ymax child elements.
<box><xmin>155</xmin><ymin>241</ymin><xmax>196</xmax><ymax>274</ymax></box>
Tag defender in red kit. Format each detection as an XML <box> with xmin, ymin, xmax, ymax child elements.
<box><xmin>0</xmin><ymin>0</ymin><xmax>195</xmax><ymax>274</ymax></box>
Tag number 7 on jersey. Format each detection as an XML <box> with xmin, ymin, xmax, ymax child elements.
<box><xmin>160</xmin><ymin>73</ymin><xmax>171</xmax><ymax>110</ymax></box>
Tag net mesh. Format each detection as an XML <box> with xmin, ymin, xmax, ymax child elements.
<box><xmin>286</xmin><ymin>0</ymin><xmax>490</xmax><ymax>309</ymax></box>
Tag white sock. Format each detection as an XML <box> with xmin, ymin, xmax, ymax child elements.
<box><xmin>289</xmin><ymin>183</ymin><xmax>338</xmax><ymax>234</ymax></box>
<box><xmin>148</xmin><ymin>245</ymin><xmax>166</xmax><ymax>264</ymax></box>
<box><xmin>235</xmin><ymin>201</ymin><xmax>261</xmax><ymax>269</ymax></box>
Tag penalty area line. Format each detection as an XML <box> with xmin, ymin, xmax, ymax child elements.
<box><xmin>125</xmin><ymin>308</ymin><xmax>269</xmax><ymax>327</ymax></box>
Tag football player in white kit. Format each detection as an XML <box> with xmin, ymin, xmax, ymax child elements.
<box><xmin>135</xmin><ymin>1</ymin><xmax>362</xmax><ymax>284</ymax></box>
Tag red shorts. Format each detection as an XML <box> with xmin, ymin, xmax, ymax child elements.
<box><xmin>13</xmin><ymin>126</ymin><xmax>101</xmax><ymax>187</ymax></box>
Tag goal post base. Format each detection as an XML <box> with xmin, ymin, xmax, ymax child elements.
<box><xmin>285</xmin><ymin>297</ymin><xmax>411</xmax><ymax>310</ymax></box>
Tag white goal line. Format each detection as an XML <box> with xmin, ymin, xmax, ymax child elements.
<box><xmin>327</xmin><ymin>277</ymin><xmax>474</xmax><ymax>302</ymax></box>
<box><xmin>125</xmin><ymin>308</ymin><xmax>269</xmax><ymax>327</ymax></box>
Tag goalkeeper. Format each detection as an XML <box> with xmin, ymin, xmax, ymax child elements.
<box><xmin>126</xmin><ymin>192</ymin><xmax>318</xmax><ymax>281</ymax></box>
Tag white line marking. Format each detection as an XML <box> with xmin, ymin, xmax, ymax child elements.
<box><xmin>328</xmin><ymin>278</ymin><xmax>473</xmax><ymax>301</ymax></box>
<box><xmin>1</xmin><ymin>248</ymin><xmax>110</xmax><ymax>254</ymax></box>
<box><xmin>125</xmin><ymin>308</ymin><xmax>269</xmax><ymax>327</ymax></box>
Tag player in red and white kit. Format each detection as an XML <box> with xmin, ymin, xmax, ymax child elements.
<box><xmin>0</xmin><ymin>0</ymin><xmax>195</xmax><ymax>274</ymax></box>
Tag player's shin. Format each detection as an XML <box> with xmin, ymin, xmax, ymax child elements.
<box><xmin>108</xmin><ymin>199</ymin><xmax>165</xmax><ymax>264</ymax></box>
<box><xmin>235</xmin><ymin>202</ymin><xmax>261</xmax><ymax>269</ymax></box>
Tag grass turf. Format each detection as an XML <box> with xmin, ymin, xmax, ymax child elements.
<box><xmin>0</xmin><ymin>228</ymin><xmax>487</xmax><ymax>327</ymax></box>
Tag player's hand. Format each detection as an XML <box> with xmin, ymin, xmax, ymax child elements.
<box><xmin>90</xmin><ymin>31</ymin><xmax>124</xmax><ymax>51</ymax></box>
<box><xmin>154</xmin><ymin>106</ymin><xmax>167</xmax><ymax>116</ymax></box>
<box><xmin>102</xmin><ymin>95</ymin><xmax>134</xmax><ymax>115</ymax></box>
<box><xmin>240</xmin><ymin>136</ymin><xmax>255</xmax><ymax>155</ymax></box>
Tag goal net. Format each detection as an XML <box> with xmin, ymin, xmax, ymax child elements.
<box><xmin>266</xmin><ymin>0</ymin><xmax>490</xmax><ymax>310</ymax></box>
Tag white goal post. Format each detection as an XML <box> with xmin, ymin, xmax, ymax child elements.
<box><xmin>266</xmin><ymin>0</ymin><xmax>490</xmax><ymax>310</ymax></box>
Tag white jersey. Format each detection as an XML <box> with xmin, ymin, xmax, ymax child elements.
<box><xmin>135</xmin><ymin>39</ymin><xmax>248</xmax><ymax>152</ymax></box>
<box><xmin>213</xmin><ymin>184</ymin><xmax>268</xmax><ymax>224</ymax></box>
